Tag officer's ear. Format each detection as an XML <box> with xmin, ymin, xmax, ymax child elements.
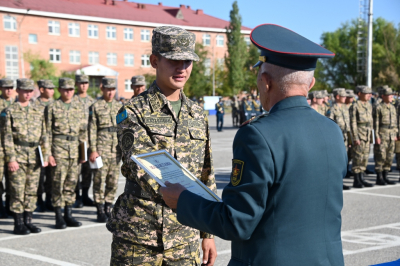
<box><xmin>309</xmin><ymin>77</ymin><xmax>316</xmax><ymax>90</ymax></box>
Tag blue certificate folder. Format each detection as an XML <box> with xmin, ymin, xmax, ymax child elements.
<box><xmin>372</xmin><ymin>259</ymin><xmax>400</xmax><ymax>266</ymax></box>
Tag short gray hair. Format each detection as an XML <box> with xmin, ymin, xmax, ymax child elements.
<box><xmin>261</xmin><ymin>62</ymin><xmax>314</xmax><ymax>94</ymax></box>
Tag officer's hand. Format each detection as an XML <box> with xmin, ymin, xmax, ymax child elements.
<box><xmin>8</xmin><ymin>161</ymin><xmax>19</xmax><ymax>172</ymax></box>
<box><xmin>89</xmin><ymin>151</ymin><xmax>99</xmax><ymax>163</ymax></box>
<box><xmin>202</xmin><ymin>238</ymin><xmax>217</xmax><ymax>266</ymax></box>
<box><xmin>354</xmin><ymin>140</ymin><xmax>361</xmax><ymax>146</ymax></box>
<box><xmin>79</xmin><ymin>159</ymin><xmax>86</xmax><ymax>164</ymax></box>
<box><xmin>159</xmin><ymin>181</ymin><xmax>186</xmax><ymax>209</ymax></box>
<box><xmin>376</xmin><ymin>138</ymin><xmax>381</xmax><ymax>145</ymax></box>
<box><xmin>43</xmin><ymin>162</ymin><xmax>49</xmax><ymax>167</ymax></box>
<box><xmin>49</xmin><ymin>156</ymin><xmax>57</xmax><ymax>166</ymax></box>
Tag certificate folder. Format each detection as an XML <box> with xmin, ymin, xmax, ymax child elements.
<box><xmin>79</xmin><ymin>142</ymin><xmax>87</xmax><ymax>161</ymax></box>
<box><xmin>131</xmin><ymin>150</ymin><xmax>222</xmax><ymax>202</ymax></box>
<box><xmin>38</xmin><ymin>146</ymin><xmax>45</xmax><ymax>167</ymax></box>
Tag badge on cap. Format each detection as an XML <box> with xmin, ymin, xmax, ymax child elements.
<box><xmin>231</xmin><ymin>159</ymin><xmax>244</xmax><ymax>186</ymax></box>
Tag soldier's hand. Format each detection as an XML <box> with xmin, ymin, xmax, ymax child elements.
<box><xmin>79</xmin><ymin>159</ymin><xmax>86</xmax><ymax>164</ymax></box>
<box><xmin>159</xmin><ymin>181</ymin><xmax>186</xmax><ymax>209</ymax></box>
<box><xmin>354</xmin><ymin>140</ymin><xmax>361</xmax><ymax>146</ymax></box>
<box><xmin>376</xmin><ymin>138</ymin><xmax>381</xmax><ymax>145</ymax></box>
<box><xmin>43</xmin><ymin>162</ymin><xmax>49</xmax><ymax>167</ymax></box>
<box><xmin>89</xmin><ymin>151</ymin><xmax>100</xmax><ymax>163</ymax></box>
<box><xmin>49</xmin><ymin>156</ymin><xmax>57</xmax><ymax>166</ymax></box>
<box><xmin>202</xmin><ymin>238</ymin><xmax>217</xmax><ymax>266</ymax></box>
<box><xmin>8</xmin><ymin>161</ymin><xmax>19</xmax><ymax>172</ymax></box>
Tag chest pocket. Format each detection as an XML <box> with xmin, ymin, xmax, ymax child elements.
<box><xmin>189</xmin><ymin>127</ymin><xmax>207</xmax><ymax>140</ymax></box>
<box><xmin>11</xmin><ymin>114</ymin><xmax>25</xmax><ymax>132</ymax></box>
<box><xmin>97</xmin><ymin>108</ymin><xmax>110</xmax><ymax>127</ymax></box>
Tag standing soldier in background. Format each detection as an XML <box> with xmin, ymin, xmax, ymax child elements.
<box><xmin>73</xmin><ymin>74</ymin><xmax>95</xmax><ymax>208</ymax></box>
<box><xmin>89</xmin><ymin>78</ymin><xmax>122</xmax><ymax>223</ymax></box>
<box><xmin>311</xmin><ymin>91</ymin><xmax>326</xmax><ymax>116</ymax></box>
<box><xmin>329</xmin><ymin>88</ymin><xmax>351</xmax><ymax>190</ymax></box>
<box><xmin>350</xmin><ymin>85</ymin><xmax>374</xmax><ymax>188</ymax></box>
<box><xmin>0</xmin><ymin>78</ymin><xmax>15</xmax><ymax>218</ymax></box>
<box><xmin>373</xmin><ymin>86</ymin><xmax>397</xmax><ymax>185</ymax></box>
<box><xmin>47</xmin><ymin>78</ymin><xmax>87</xmax><ymax>229</ymax></box>
<box><xmin>34</xmin><ymin>80</ymin><xmax>55</xmax><ymax>212</ymax></box>
<box><xmin>345</xmin><ymin>89</ymin><xmax>356</xmax><ymax>108</ymax></box>
<box><xmin>231</xmin><ymin>96</ymin><xmax>240</xmax><ymax>127</ymax></box>
<box><xmin>243</xmin><ymin>95</ymin><xmax>255</xmax><ymax>121</ymax></box>
<box><xmin>130</xmin><ymin>75</ymin><xmax>146</xmax><ymax>98</ymax></box>
<box><xmin>345</xmin><ymin>89</ymin><xmax>356</xmax><ymax>177</ymax></box>
<box><xmin>3</xmin><ymin>78</ymin><xmax>49</xmax><ymax>234</ymax></box>
<box><xmin>215</xmin><ymin>97</ymin><xmax>224</xmax><ymax>132</ymax></box>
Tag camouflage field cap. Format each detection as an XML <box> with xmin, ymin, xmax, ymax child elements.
<box><xmin>0</xmin><ymin>78</ymin><xmax>14</xmax><ymax>88</ymax></box>
<box><xmin>322</xmin><ymin>90</ymin><xmax>329</xmax><ymax>97</ymax></box>
<box><xmin>16</xmin><ymin>78</ymin><xmax>35</xmax><ymax>90</ymax></box>
<box><xmin>102</xmin><ymin>78</ymin><xmax>116</xmax><ymax>88</ymax></box>
<box><xmin>356</xmin><ymin>85</ymin><xmax>372</xmax><ymax>94</ymax></box>
<box><xmin>131</xmin><ymin>75</ymin><xmax>146</xmax><ymax>86</ymax></box>
<box><xmin>59</xmin><ymin>78</ymin><xmax>75</xmax><ymax>89</ymax></box>
<box><xmin>337</xmin><ymin>89</ymin><xmax>347</xmax><ymax>97</ymax></box>
<box><xmin>332</xmin><ymin>88</ymin><xmax>345</xmax><ymax>97</ymax></box>
<box><xmin>313</xmin><ymin>91</ymin><xmax>324</xmax><ymax>99</ymax></box>
<box><xmin>37</xmin><ymin>79</ymin><xmax>55</xmax><ymax>89</ymax></box>
<box><xmin>381</xmin><ymin>86</ymin><xmax>395</xmax><ymax>96</ymax></box>
<box><xmin>75</xmin><ymin>74</ymin><xmax>89</xmax><ymax>83</ymax></box>
<box><xmin>346</xmin><ymin>89</ymin><xmax>355</xmax><ymax>98</ymax></box>
<box><xmin>152</xmin><ymin>26</ymin><xmax>199</xmax><ymax>61</ymax></box>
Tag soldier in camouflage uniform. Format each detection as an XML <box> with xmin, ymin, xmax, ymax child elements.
<box><xmin>345</xmin><ymin>89</ymin><xmax>356</xmax><ymax>109</ymax></box>
<box><xmin>130</xmin><ymin>75</ymin><xmax>146</xmax><ymax>98</ymax></box>
<box><xmin>310</xmin><ymin>91</ymin><xmax>326</xmax><ymax>115</ymax></box>
<box><xmin>47</xmin><ymin>78</ymin><xmax>87</xmax><ymax>229</ymax></box>
<box><xmin>349</xmin><ymin>85</ymin><xmax>374</xmax><ymax>188</ymax></box>
<box><xmin>373</xmin><ymin>86</ymin><xmax>398</xmax><ymax>185</ymax></box>
<box><xmin>73</xmin><ymin>74</ymin><xmax>96</xmax><ymax>208</ymax></box>
<box><xmin>107</xmin><ymin>26</ymin><xmax>217</xmax><ymax>266</ymax></box>
<box><xmin>0</xmin><ymin>78</ymin><xmax>15</xmax><ymax>218</ymax></box>
<box><xmin>34</xmin><ymin>79</ymin><xmax>55</xmax><ymax>212</ymax></box>
<box><xmin>345</xmin><ymin>89</ymin><xmax>356</xmax><ymax>177</ymax></box>
<box><xmin>89</xmin><ymin>78</ymin><xmax>122</xmax><ymax>223</ymax></box>
<box><xmin>3</xmin><ymin>79</ymin><xmax>49</xmax><ymax>235</ymax></box>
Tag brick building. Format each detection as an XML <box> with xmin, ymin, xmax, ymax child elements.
<box><xmin>0</xmin><ymin>0</ymin><xmax>251</xmax><ymax>98</ymax></box>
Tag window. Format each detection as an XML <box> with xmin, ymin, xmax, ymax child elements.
<box><xmin>124</xmin><ymin>54</ymin><xmax>134</xmax><ymax>66</ymax></box>
<box><xmin>244</xmin><ymin>36</ymin><xmax>251</xmax><ymax>46</ymax></box>
<box><xmin>88</xmin><ymin>24</ymin><xmax>98</xmax><ymax>38</ymax></box>
<box><xmin>141</xmin><ymin>29</ymin><xmax>150</xmax><ymax>42</ymax></box>
<box><xmin>216</xmin><ymin>35</ymin><xmax>224</xmax><ymax>47</ymax></box>
<box><xmin>107</xmin><ymin>53</ymin><xmax>117</xmax><ymax>65</ymax></box>
<box><xmin>48</xmin><ymin>20</ymin><xmax>60</xmax><ymax>35</ymax></box>
<box><xmin>141</xmin><ymin>54</ymin><xmax>150</xmax><ymax>67</ymax></box>
<box><xmin>203</xmin><ymin>34</ymin><xmax>211</xmax><ymax>46</ymax></box>
<box><xmin>29</xmin><ymin>34</ymin><xmax>38</xmax><ymax>44</ymax></box>
<box><xmin>68</xmin><ymin>23</ymin><xmax>80</xmax><ymax>37</ymax></box>
<box><xmin>204</xmin><ymin>58</ymin><xmax>211</xmax><ymax>76</ymax></box>
<box><xmin>69</xmin><ymin>50</ymin><xmax>81</xmax><ymax>64</ymax></box>
<box><xmin>124</xmin><ymin>28</ymin><xmax>133</xmax><ymax>41</ymax></box>
<box><xmin>89</xmin><ymin>52</ymin><xmax>99</xmax><ymax>64</ymax></box>
<box><xmin>125</xmin><ymin>79</ymin><xmax>132</xmax><ymax>92</ymax></box>
<box><xmin>5</xmin><ymin>46</ymin><xmax>19</xmax><ymax>80</ymax></box>
<box><xmin>106</xmin><ymin>26</ymin><xmax>116</xmax><ymax>39</ymax></box>
<box><xmin>49</xmin><ymin>49</ymin><xmax>61</xmax><ymax>63</ymax></box>
<box><xmin>3</xmin><ymin>15</ymin><xmax>17</xmax><ymax>31</ymax></box>
<box><xmin>216</xmin><ymin>58</ymin><xmax>225</xmax><ymax>67</ymax></box>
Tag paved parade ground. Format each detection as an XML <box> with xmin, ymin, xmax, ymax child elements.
<box><xmin>0</xmin><ymin>114</ymin><xmax>400</xmax><ymax>266</ymax></box>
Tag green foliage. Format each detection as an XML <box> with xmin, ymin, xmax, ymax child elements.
<box><xmin>143</xmin><ymin>73</ymin><xmax>156</xmax><ymax>88</ymax></box>
<box><xmin>243</xmin><ymin>44</ymin><xmax>259</xmax><ymax>92</ymax></box>
<box><xmin>24</xmin><ymin>51</ymin><xmax>57</xmax><ymax>81</ymax></box>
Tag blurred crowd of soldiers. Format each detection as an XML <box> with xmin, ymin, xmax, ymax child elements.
<box><xmin>0</xmin><ymin>75</ymin><xmax>146</xmax><ymax>235</ymax></box>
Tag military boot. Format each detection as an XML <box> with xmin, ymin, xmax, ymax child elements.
<box><xmin>96</xmin><ymin>204</ymin><xmax>107</xmax><ymax>223</ymax></box>
<box><xmin>13</xmin><ymin>213</ymin><xmax>30</xmax><ymax>235</ymax></box>
<box><xmin>364</xmin><ymin>168</ymin><xmax>374</xmax><ymax>175</ymax></box>
<box><xmin>35</xmin><ymin>194</ymin><xmax>46</xmax><ymax>213</ymax></box>
<box><xmin>375</xmin><ymin>172</ymin><xmax>386</xmax><ymax>186</ymax></box>
<box><xmin>343</xmin><ymin>184</ymin><xmax>351</xmax><ymax>190</ymax></box>
<box><xmin>382</xmin><ymin>171</ymin><xmax>395</xmax><ymax>185</ymax></box>
<box><xmin>359</xmin><ymin>173</ymin><xmax>374</xmax><ymax>187</ymax></box>
<box><xmin>73</xmin><ymin>192</ymin><xmax>83</xmax><ymax>208</ymax></box>
<box><xmin>23</xmin><ymin>212</ymin><xmax>41</xmax><ymax>233</ymax></box>
<box><xmin>64</xmin><ymin>205</ymin><xmax>82</xmax><ymax>227</ymax></box>
<box><xmin>5</xmin><ymin>195</ymin><xmax>12</xmax><ymax>216</ymax></box>
<box><xmin>353</xmin><ymin>173</ymin><xmax>364</xmax><ymax>188</ymax></box>
<box><xmin>104</xmin><ymin>202</ymin><xmax>113</xmax><ymax>218</ymax></box>
<box><xmin>54</xmin><ymin>207</ymin><xmax>67</xmax><ymax>229</ymax></box>
<box><xmin>82</xmin><ymin>187</ymin><xmax>94</xmax><ymax>207</ymax></box>
<box><xmin>45</xmin><ymin>193</ymin><xmax>54</xmax><ymax>211</ymax></box>
<box><xmin>0</xmin><ymin>199</ymin><xmax>8</xmax><ymax>219</ymax></box>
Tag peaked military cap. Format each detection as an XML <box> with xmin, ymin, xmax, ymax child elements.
<box><xmin>131</xmin><ymin>75</ymin><xmax>146</xmax><ymax>86</ymax></box>
<box><xmin>152</xmin><ymin>26</ymin><xmax>199</xmax><ymax>61</ymax></box>
<box><xmin>0</xmin><ymin>78</ymin><xmax>14</xmax><ymax>88</ymax></box>
<box><xmin>251</xmin><ymin>24</ymin><xmax>335</xmax><ymax>70</ymax></box>
<box><xmin>75</xmin><ymin>74</ymin><xmax>89</xmax><ymax>83</ymax></box>
<box><xmin>59</xmin><ymin>78</ymin><xmax>75</xmax><ymax>89</ymax></box>
<box><xmin>17</xmin><ymin>78</ymin><xmax>35</xmax><ymax>90</ymax></box>
<box><xmin>356</xmin><ymin>85</ymin><xmax>372</xmax><ymax>94</ymax></box>
<box><xmin>102</xmin><ymin>78</ymin><xmax>116</xmax><ymax>88</ymax></box>
<box><xmin>37</xmin><ymin>79</ymin><xmax>55</xmax><ymax>89</ymax></box>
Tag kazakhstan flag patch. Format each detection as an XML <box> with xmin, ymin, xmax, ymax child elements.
<box><xmin>116</xmin><ymin>109</ymin><xmax>128</xmax><ymax>124</ymax></box>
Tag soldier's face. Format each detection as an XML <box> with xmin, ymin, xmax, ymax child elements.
<box><xmin>358</xmin><ymin>93</ymin><xmax>371</xmax><ymax>101</ymax></box>
<box><xmin>1</xmin><ymin>87</ymin><xmax>13</xmax><ymax>99</ymax></box>
<box><xmin>59</xmin><ymin>88</ymin><xmax>75</xmax><ymax>101</ymax></box>
<box><xmin>77</xmin><ymin>82</ymin><xmax>89</xmax><ymax>93</ymax></box>
<box><xmin>382</xmin><ymin>95</ymin><xmax>392</xmax><ymax>104</ymax></box>
<box><xmin>16</xmin><ymin>89</ymin><xmax>34</xmax><ymax>102</ymax></box>
<box><xmin>316</xmin><ymin>98</ymin><xmax>324</xmax><ymax>105</ymax></box>
<box><xmin>101</xmin><ymin>87</ymin><xmax>116</xmax><ymax>101</ymax></box>
<box><xmin>40</xmin><ymin>87</ymin><xmax>54</xmax><ymax>99</ymax></box>
<box><xmin>133</xmin><ymin>85</ymin><xmax>145</xmax><ymax>96</ymax></box>
<box><xmin>337</xmin><ymin>96</ymin><xmax>346</xmax><ymax>104</ymax></box>
<box><xmin>346</xmin><ymin>97</ymin><xmax>354</xmax><ymax>104</ymax></box>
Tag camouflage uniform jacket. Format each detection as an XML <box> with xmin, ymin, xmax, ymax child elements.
<box><xmin>0</xmin><ymin>96</ymin><xmax>15</xmax><ymax>161</ymax></box>
<box><xmin>108</xmin><ymin>82</ymin><xmax>216</xmax><ymax>249</ymax></box>
<box><xmin>46</xmin><ymin>99</ymin><xmax>87</xmax><ymax>159</ymax></box>
<box><xmin>373</xmin><ymin>102</ymin><xmax>398</xmax><ymax>141</ymax></box>
<box><xmin>33</xmin><ymin>97</ymin><xmax>54</xmax><ymax>113</ymax></box>
<box><xmin>73</xmin><ymin>94</ymin><xmax>95</xmax><ymax>127</ymax></box>
<box><xmin>3</xmin><ymin>102</ymin><xmax>49</xmax><ymax>163</ymax></box>
<box><xmin>329</xmin><ymin>103</ymin><xmax>350</xmax><ymax>135</ymax></box>
<box><xmin>350</xmin><ymin>100</ymin><xmax>373</xmax><ymax>142</ymax></box>
<box><xmin>89</xmin><ymin>98</ymin><xmax>122</xmax><ymax>158</ymax></box>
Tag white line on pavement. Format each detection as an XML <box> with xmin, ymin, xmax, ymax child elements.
<box><xmin>0</xmin><ymin>247</ymin><xmax>80</xmax><ymax>266</ymax></box>
<box><xmin>344</xmin><ymin>191</ymin><xmax>400</xmax><ymax>199</ymax></box>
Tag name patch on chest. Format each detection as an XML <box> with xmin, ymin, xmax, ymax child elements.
<box><xmin>188</xmin><ymin>119</ymin><xmax>204</xmax><ymax>128</ymax></box>
<box><xmin>144</xmin><ymin>116</ymin><xmax>173</xmax><ymax>125</ymax></box>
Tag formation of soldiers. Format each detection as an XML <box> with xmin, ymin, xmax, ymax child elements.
<box><xmin>231</xmin><ymin>94</ymin><xmax>263</xmax><ymax>127</ymax></box>
<box><xmin>0</xmin><ymin>75</ymin><xmax>145</xmax><ymax>235</ymax></box>
<box><xmin>309</xmin><ymin>85</ymin><xmax>400</xmax><ymax>190</ymax></box>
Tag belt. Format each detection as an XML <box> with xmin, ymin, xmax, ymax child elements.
<box><xmin>379</xmin><ymin>124</ymin><xmax>394</xmax><ymax>129</ymax></box>
<box><xmin>357</xmin><ymin>122</ymin><xmax>371</xmax><ymax>127</ymax></box>
<box><xmin>15</xmin><ymin>141</ymin><xmax>39</xmax><ymax>147</ymax></box>
<box><xmin>98</xmin><ymin>127</ymin><xmax>118</xmax><ymax>133</ymax></box>
<box><xmin>54</xmin><ymin>135</ymin><xmax>78</xmax><ymax>141</ymax></box>
<box><xmin>124</xmin><ymin>180</ymin><xmax>151</xmax><ymax>199</ymax></box>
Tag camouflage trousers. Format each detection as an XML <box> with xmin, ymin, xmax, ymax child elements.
<box><xmin>0</xmin><ymin>162</ymin><xmax>10</xmax><ymax>196</ymax></box>
<box><xmin>51</xmin><ymin>158</ymin><xmax>79</xmax><ymax>207</ymax></box>
<box><xmin>375</xmin><ymin>139</ymin><xmax>395</xmax><ymax>172</ymax></box>
<box><xmin>111</xmin><ymin>236</ymin><xmax>200</xmax><ymax>266</ymax></box>
<box><xmin>352</xmin><ymin>140</ymin><xmax>371</xmax><ymax>174</ymax></box>
<box><xmin>93</xmin><ymin>156</ymin><xmax>119</xmax><ymax>205</ymax></box>
<box><xmin>9</xmin><ymin>163</ymin><xmax>40</xmax><ymax>213</ymax></box>
<box><xmin>75</xmin><ymin>151</ymin><xmax>93</xmax><ymax>193</ymax></box>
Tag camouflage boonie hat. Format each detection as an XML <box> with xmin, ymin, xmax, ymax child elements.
<box><xmin>102</xmin><ymin>78</ymin><xmax>116</xmax><ymax>88</ymax></box>
<box><xmin>152</xmin><ymin>26</ymin><xmax>199</xmax><ymax>61</ymax></box>
<box><xmin>131</xmin><ymin>75</ymin><xmax>146</xmax><ymax>86</ymax></box>
<box><xmin>59</xmin><ymin>78</ymin><xmax>75</xmax><ymax>89</ymax></box>
<box><xmin>381</xmin><ymin>86</ymin><xmax>395</xmax><ymax>96</ymax></box>
<box><xmin>356</xmin><ymin>85</ymin><xmax>372</xmax><ymax>94</ymax></box>
<box><xmin>16</xmin><ymin>78</ymin><xmax>35</xmax><ymax>90</ymax></box>
<box><xmin>0</xmin><ymin>78</ymin><xmax>14</xmax><ymax>88</ymax></box>
<box><xmin>313</xmin><ymin>91</ymin><xmax>324</xmax><ymax>99</ymax></box>
<box><xmin>37</xmin><ymin>79</ymin><xmax>55</xmax><ymax>89</ymax></box>
<box><xmin>75</xmin><ymin>74</ymin><xmax>89</xmax><ymax>83</ymax></box>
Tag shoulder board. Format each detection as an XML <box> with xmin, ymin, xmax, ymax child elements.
<box><xmin>116</xmin><ymin>109</ymin><xmax>128</xmax><ymax>124</ymax></box>
<box><xmin>240</xmin><ymin>113</ymin><xmax>268</xmax><ymax>127</ymax></box>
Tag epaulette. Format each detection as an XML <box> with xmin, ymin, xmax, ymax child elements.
<box><xmin>239</xmin><ymin>113</ymin><xmax>268</xmax><ymax>127</ymax></box>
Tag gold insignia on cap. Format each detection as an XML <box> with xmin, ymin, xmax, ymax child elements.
<box><xmin>259</xmin><ymin>56</ymin><xmax>267</xmax><ymax>62</ymax></box>
<box><xmin>231</xmin><ymin>159</ymin><xmax>244</xmax><ymax>186</ymax></box>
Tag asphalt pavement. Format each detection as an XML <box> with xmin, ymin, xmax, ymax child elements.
<box><xmin>0</xmin><ymin>114</ymin><xmax>399</xmax><ymax>266</ymax></box>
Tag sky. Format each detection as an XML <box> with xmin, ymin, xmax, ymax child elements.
<box><xmin>133</xmin><ymin>0</ymin><xmax>400</xmax><ymax>44</ymax></box>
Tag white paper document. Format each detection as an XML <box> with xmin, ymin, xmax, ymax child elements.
<box><xmin>89</xmin><ymin>156</ymin><xmax>103</xmax><ymax>169</ymax></box>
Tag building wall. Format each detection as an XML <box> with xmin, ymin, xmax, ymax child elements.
<box><xmin>0</xmin><ymin>11</ymin><xmax>246</xmax><ymax>99</ymax></box>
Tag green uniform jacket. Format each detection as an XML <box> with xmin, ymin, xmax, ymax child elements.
<box><xmin>373</xmin><ymin>102</ymin><xmax>398</xmax><ymax>140</ymax></box>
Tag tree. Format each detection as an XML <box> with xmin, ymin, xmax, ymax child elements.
<box><xmin>243</xmin><ymin>43</ymin><xmax>259</xmax><ymax>92</ymax></box>
<box><xmin>24</xmin><ymin>51</ymin><xmax>57</xmax><ymax>82</ymax></box>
